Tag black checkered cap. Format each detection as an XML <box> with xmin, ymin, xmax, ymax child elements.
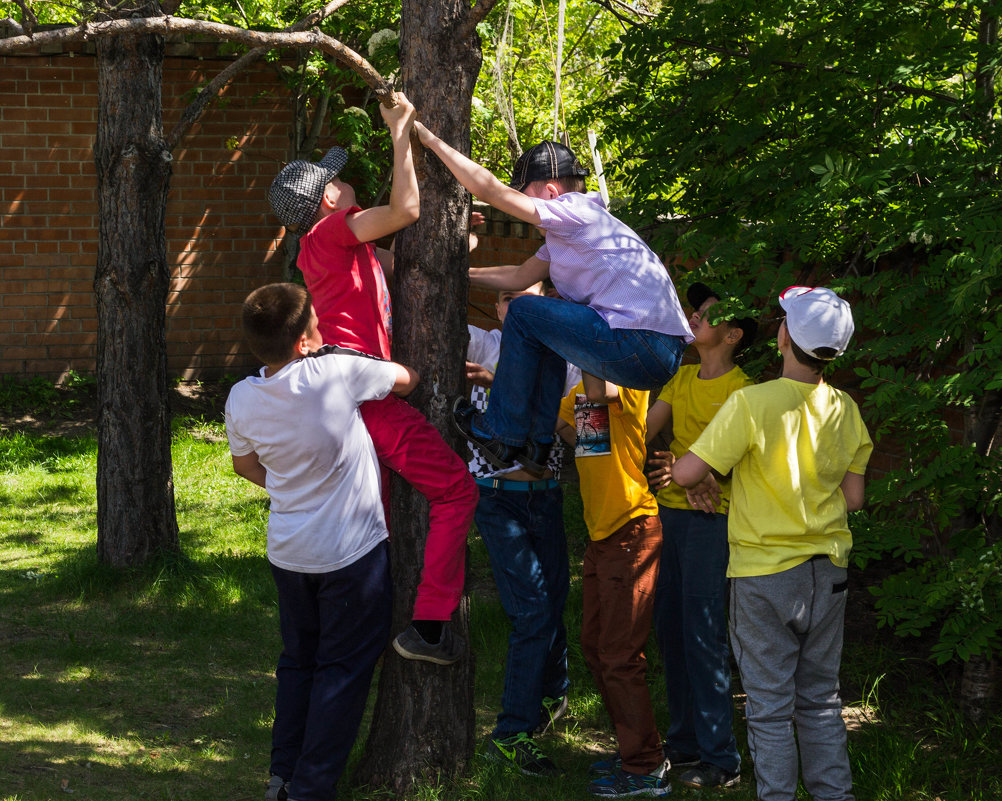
<box><xmin>510</xmin><ymin>141</ymin><xmax>589</xmax><ymax>191</ymax></box>
<box><xmin>268</xmin><ymin>146</ymin><xmax>349</xmax><ymax>231</ymax></box>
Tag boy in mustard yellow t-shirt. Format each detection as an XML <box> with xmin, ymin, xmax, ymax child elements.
<box><xmin>672</xmin><ymin>287</ymin><xmax>872</xmax><ymax>801</ymax></box>
<box><xmin>645</xmin><ymin>283</ymin><xmax>757</xmax><ymax>790</ymax></box>
<box><xmin>557</xmin><ymin>383</ymin><xmax>668</xmax><ymax>798</ymax></box>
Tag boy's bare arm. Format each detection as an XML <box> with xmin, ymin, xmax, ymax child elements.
<box><xmin>414</xmin><ymin>121</ymin><xmax>541</xmax><ymax>225</ymax></box>
<box><xmin>392</xmin><ymin>363</ymin><xmax>420</xmax><ymax>397</ymax></box>
<box><xmin>671</xmin><ymin>451</ymin><xmax>712</xmax><ymax>488</ymax></box>
<box><xmin>840</xmin><ymin>471</ymin><xmax>865</xmax><ymax>512</ymax></box>
<box><xmin>645</xmin><ymin>399</ymin><xmax>672</xmax><ymax>446</ymax></box>
<box><xmin>470</xmin><ymin>256</ymin><xmax>550</xmax><ymax>290</ymax></box>
<box><xmin>582</xmin><ymin>373</ymin><xmax>620</xmax><ymax>405</ymax></box>
<box><xmin>232</xmin><ymin>451</ymin><xmax>267</xmax><ymax>489</ymax></box>
<box><xmin>346</xmin><ymin>93</ymin><xmax>420</xmax><ymax>244</ymax></box>
<box><xmin>556</xmin><ymin>416</ymin><xmax>576</xmax><ymax>445</ymax></box>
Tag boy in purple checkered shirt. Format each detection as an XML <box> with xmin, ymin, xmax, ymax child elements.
<box><xmin>415</xmin><ymin>124</ymin><xmax>693</xmax><ymax>477</ymax></box>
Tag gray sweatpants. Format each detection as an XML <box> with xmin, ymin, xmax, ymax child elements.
<box><xmin>730</xmin><ymin>557</ymin><xmax>854</xmax><ymax>801</ymax></box>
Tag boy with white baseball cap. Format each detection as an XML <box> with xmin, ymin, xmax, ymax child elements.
<box><xmin>668</xmin><ymin>286</ymin><xmax>872</xmax><ymax>801</ymax></box>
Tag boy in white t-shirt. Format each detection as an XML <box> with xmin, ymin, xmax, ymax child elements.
<box><xmin>225</xmin><ymin>283</ymin><xmax>417</xmax><ymax>801</ymax></box>
<box><xmin>414</xmin><ymin>125</ymin><xmax>693</xmax><ymax>477</ymax></box>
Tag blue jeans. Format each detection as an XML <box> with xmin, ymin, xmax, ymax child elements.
<box><xmin>270</xmin><ymin>542</ymin><xmax>392</xmax><ymax>801</ymax></box>
<box><xmin>474</xmin><ymin>295</ymin><xmax>685</xmax><ymax>446</ymax></box>
<box><xmin>475</xmin><ymin>481</ymin><xmax>570</xmax><ymax>736</ymax></box>
<box><xmin>653</xmin><ymin>506</ymin><xmax>740</xmax><ymax>773</ymax></box>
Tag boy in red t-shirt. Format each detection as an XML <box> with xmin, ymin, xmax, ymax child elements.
<box><xmin>268</xmin><ymin>92</ymin><xmax>477</xmax><ymax>665</ymax></box>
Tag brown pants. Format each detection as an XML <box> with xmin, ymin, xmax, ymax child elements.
<box><xmin>581</xmin><ymin>514</ymin><xmax>663</xmax><ymax>775</ymax></box>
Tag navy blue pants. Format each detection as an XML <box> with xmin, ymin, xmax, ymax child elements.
<box><xmin>269</xmin><ymin>541</ymin><xmax>392</xmax><ymax>801</ymax></box>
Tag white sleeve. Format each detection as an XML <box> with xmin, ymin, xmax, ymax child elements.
<box><xmin>224</xmin><ymin>387</ymin><xmax>256</xmax><ymax>456</ymax></box>
<box><xmin>336</xmin><ymin>355</ymin><xmax>398</xmax><ymax>405</ymax></box>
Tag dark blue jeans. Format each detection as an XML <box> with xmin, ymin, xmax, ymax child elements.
<box><xmin>653</xmin><ymin>505</ymin><xmax>740</xmax><ymax>773</ymax></box>
<box><xmin>475</xmin><ymin>481</ymin><xmax>570</xmax><ymax>736</ymax></box>
<box><xmin>269</xmin><ymin>541</ymin><xmax>392</xmax><ymax>801</ymax></box>
<box><xmin>473</xmin><ymin>295</ymin><xmax>686</xmax><ymax>446</ymax></box>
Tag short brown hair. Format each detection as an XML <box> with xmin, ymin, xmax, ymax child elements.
<box><xmin>242</xmin><ymin>283</ymin><xmax>314</xmax><ymax>365</ymax></box>
<box><xmin>790</xmin><ymin>337</ymin><xmax>835</xmax><ymax>373</ymax></box>
<box><xmin>525</xmin><ymin>175</ymin><xmax>587</xmax><ymax>195</ymax></box>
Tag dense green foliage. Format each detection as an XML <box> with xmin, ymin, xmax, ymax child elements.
<box><xmin>593</xmin><ymin>0</ymin><xmax>1002</xmax><ymax>670</ymax></box>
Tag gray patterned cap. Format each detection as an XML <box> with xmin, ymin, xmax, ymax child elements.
<box><xmin>268</xmin><ymin>146</ymin><xmax>349</xmax><ymax>232</ymax></box>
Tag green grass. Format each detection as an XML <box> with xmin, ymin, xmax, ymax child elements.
<box><xmin>1</xmin><ymin>423</ymin><xmax>1000</xmax><ymax>801</ymax></box>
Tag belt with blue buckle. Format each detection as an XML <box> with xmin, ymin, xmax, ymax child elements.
<box><xmin>475</xmin><ymin>477</ymin><xmax>559</xmax><ymax>492</ymax></box>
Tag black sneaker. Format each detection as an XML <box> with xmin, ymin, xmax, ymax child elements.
<box><xmin>662</xmin><ymin>745</ymin><xmax>700</xmax><ymax>770</ymax></box>
<box><xmin>392</xmin><ymin>623</ymin><xmax>463</xmax><ymax>665</ymax></box>
<box><xmin>516</xmin><ymin>440</ymin><xmax>552</xmax><ymax>477</ymax></box>
<box><xmin>450</xmin><ymin>398</ymin><xmax>520</xmax><ymax>471</ymax></box>
<box><xmin>679</xmin><ymin>762</ymin><xmax>740</xmax><ymax>789</ymax></box>
<box><xmin>533</xmin><ymin>694</ymin><xmax>568</xmax><ymax>735</ymax></box>
<box><xmin>484</xmin><ymin>732</ymin><xmax>560</xmax><ymax>777</ymax></box>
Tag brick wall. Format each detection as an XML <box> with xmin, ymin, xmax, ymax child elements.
<box><xmin>1</xmin><ymin>39</ymin><xmax>295</xmax><ymax>380</ymax></box>
<box><xmin>0</xmin><ymin>41</ymin><xmax>549</xmax><ymax>383</ymax></box>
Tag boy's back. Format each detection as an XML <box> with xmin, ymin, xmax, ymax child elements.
<box><xmin>690</xmin><ymin>376</ymin><xmax>872</xmax><ymax>576</ymax></box>
<box><xmin>298</xmin><ymin>207</ymin><xmax>393</xmax><ymax>358</ymax></box>
<box><xmin>531</xmin><ymin>191</ymin><xmax>690</xmax><ymax>338</ymax></box>
<box><xmin>225</xmin><ymin>352</ymin><xmax>396</xmax><ymax>571</ymax></box>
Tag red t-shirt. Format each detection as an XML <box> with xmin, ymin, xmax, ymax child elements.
<box><xmin>297</xmin><ymin>207</ymin><xmax>393</xmax><ymax>359</ymax></box>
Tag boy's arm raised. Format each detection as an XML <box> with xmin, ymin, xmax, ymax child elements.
<box><xmin>346</xmin><ymin>93</ymin><xmax>420</xmax><ymax>244</ymax></box>
<box><xmin>415</xmin><ymin>121</ymin><xmax>541</xmax><ymax>226</ymax></box>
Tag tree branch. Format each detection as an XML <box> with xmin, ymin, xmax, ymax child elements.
<box><xmin>166</xmin><ymin>3</ymin><xmax>358</xmax><ymax>150</ymax></box>
<box><xmin>0</xmin><ymin>15</ymin><xmax>391</xmax><ymax>96</ymax></box>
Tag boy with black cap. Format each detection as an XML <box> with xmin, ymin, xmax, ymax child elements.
<box><xmin>643</xmin><ymin>282</ymin><xmax>757</xmax><ymax>790</ymax></box>
<box><xmin>268</xmin><ymin>93</ymin><xmax>478</xmax><ymax>667</ymax></box>
<box><xmin>413</xmin><ymin>123</ymin><xmax>693</xmax><ymax>477</ymax></box>
<box><xmin>670</xmin><ymin>286</ymin><xmax>872</xmax><ymax>801</ymax></box>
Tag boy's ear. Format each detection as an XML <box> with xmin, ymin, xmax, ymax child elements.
<box><xmin>293</xmin><ymin>332</ymin><xmax>312</xmax><ymax>357</ymax></box>
<box><xmin>543</xmin><ymin>181</ymin><xmax>561</xmax><ymax>199</ymax></box>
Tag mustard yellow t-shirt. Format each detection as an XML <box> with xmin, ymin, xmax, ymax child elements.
<box><xmin>689</xmin><ymin>378</ymin><xmax>873</xmax><ymax>578</ymax></box>
<box><xmin>654</xmin><ymin>364</ymin><xmax>754</xmax><ymax>513</ymax></box>
<box><xmin>559</xmin><ymin>383</ymin><xmax>659</xmax><ymax>541</ymax></box>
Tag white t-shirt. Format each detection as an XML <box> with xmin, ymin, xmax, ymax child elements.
<box><xmin>466</xmin><ymin>325</ymin><xmax>580</xmax><ymax>478</ymax></box>
<box><xmin>225</xmin><ymin>352</ymin><xmax>397</xmax><ymax>574</ymax></box>
<box><xmin>532</xmin><ymin>192</ymin><xmax>693</xmax><ymax>342</ymax></box>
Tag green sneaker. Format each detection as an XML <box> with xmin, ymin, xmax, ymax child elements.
<box><xmin>534</xmin><ymin>694</ymin><xmax>569</xmax><ymax>735</ymax></box>
<box><xmin>484</xmin><ymin>732</ymin><xmax>560</xmax><ymax>777</ymax></box>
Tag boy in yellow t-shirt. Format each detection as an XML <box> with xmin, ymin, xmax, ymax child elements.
<box><xmin>672</xmin><ymin>287</ymin><xmax>872</xmax><ymax>801</ymax></box>
<box><xmin>557</xmin><ymin>383</ymin><xmax>668</xmax><ymax>798</ymax></box>
<box><xmin>644</xmin><ymin>283</ymin><xmax>756</xmax><ymax>790</ymax></box>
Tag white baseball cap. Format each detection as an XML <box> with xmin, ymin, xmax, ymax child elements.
<box><xmin>778</xmin><ymin>286</ymin><xmax>854</xmax><ymax>359</ymax></box>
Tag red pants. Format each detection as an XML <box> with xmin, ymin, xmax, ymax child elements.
<box><xmin>360</xmin><ymin>393</ymin><xmax>478</xmax><ymax>621</ymax></box>
<box><xmin>581</xmin><ymin>514</ymin><xmax>663</xmax><ymax>775</ymax></box>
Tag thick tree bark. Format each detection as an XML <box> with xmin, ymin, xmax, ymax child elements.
<box><xmin>93</xmin><ymin>20</ymin><xmax>180</xmax><ymax>565</ymax></box>
<box><xmin>356</xmin><ymin>1</ymin><xmax>487</xmax><ymax>791</ymax></box>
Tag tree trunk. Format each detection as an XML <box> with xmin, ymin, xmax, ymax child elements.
<box><xmin>960</xmin><ymin>654</ymin><xmax>997</xmax><ymax>726</ymax></box>
<box><xmin>94</xmin><ymin>17</ymin><xmax>180</xmax><ymax>565</ymax></box>
<box><xmin>356</xmin><ymin>1</ymin><xmax>483</xmax><ymax>791</ymax></box>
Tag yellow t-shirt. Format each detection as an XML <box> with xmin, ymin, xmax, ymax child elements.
<box><xmin>689</xmin><ymin>378</ymin><xmax>873</xmax><ymax>578</ymax></box>
<box><xmin>654</xmin><ymin>364</ymin><xmax>754</xmax><ymax>513</ymax></box>
<box><xmin>559</xmin><ymin>383</ymin><xmax>659</xmax><ymax>541</ymax></box>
